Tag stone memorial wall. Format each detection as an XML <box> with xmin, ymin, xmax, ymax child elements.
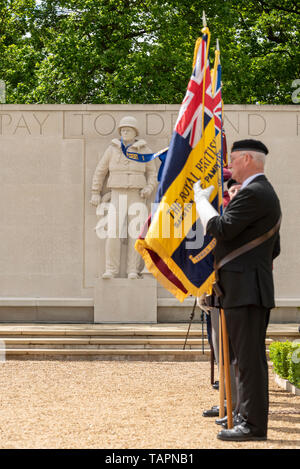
<box><xmin>0</xmin><ymin>104</ymin><xmax>299</xmax><ymax>322</ymax></box>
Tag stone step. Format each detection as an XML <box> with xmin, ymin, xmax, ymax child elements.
<box><xmin>0</xmin><ymin>336</ymin><xmax>273</xmax><ymax>350</ymax></box>
<box><xmin>1</xmin><ymin>347</ymin><xmax>273</xmax><ymax>361</ymax></box>
<box><xmin>0</xmin><ymin>337</ymin><xmax>211</xmax><ymax>350</ymax></box>
<box><xmin>0</xmin><ymin>323</ymin><xmax>296</xmax><ymax>360</ymax></box>
<box><xmin>0</xmin><ymin>326</ymin><xmax>297</xmax><ymax>339</ymax></box>
<box><xmin>0</xmin><ymin>329</ymin><xmax>207</xmax><ymax>337</ymax></box>
<box><xmin>2</xmin><ymin>348</ymin><xmax>211</xmax><ymax>361</ymax></box>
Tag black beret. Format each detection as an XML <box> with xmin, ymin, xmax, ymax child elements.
<box><xmin>231</xmin><ymin>139</ymin><xmax>269</xmax><ymax>155</ymax></box>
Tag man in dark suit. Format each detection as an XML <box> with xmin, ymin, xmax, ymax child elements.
<box><xmin>194</xmin><ymin>139</ymin><xmax>281</xmax><ymax>441</ymax></box>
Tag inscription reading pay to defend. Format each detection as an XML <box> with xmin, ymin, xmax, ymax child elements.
<box><xmin>66</xmin><ymin>112</ymin><xmax>300</xmax><ymax>138</ymax></box>
<box><xmin>0</xmin><ymin>110</ymin><xmax>299</xmax><ymax>137</ymax></box>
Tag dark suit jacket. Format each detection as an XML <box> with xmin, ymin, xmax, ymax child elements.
<box><xmin>207</xmin><ymin>175</ymin><xmax>281</xmax><ymax>309</ymax></box>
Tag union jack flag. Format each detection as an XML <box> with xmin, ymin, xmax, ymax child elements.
<box><xmin>213</xmin><ymin>60</ymin><xmax>222</xmax><ymax>135</ymax></box>
<box><xmin>175</xmin><ymin>34</ymin><xmax>214</xmax><ymax>148</ymax></box>
<box><xmin>212</xmin><ymin>47</ymin><xmax>228</xmax><ymax>167</ymax></box>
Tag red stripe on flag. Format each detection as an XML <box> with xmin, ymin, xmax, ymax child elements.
<box><xmin>139</xmin><ymin>218</ymin><xmax>188</xmax><ymax>294</ymax></box>
<box><xmin>147</xmin><ymin>249</ymin><xmax>188</xmax><ymax>294</ymax></box>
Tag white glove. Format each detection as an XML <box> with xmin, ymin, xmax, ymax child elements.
<box><xmin>193</xmin><ymin>182</ymin><xmax>218</xmax><ymax>234</ymax></box>
<box><xmin>193</xmin><ymin>182</ymin><xmax>214</xmax><ymax>203</ymax></box>
<box><xmin>197</xmin><ymin>293</ymin><xmax>212</xmax><ymax>314</ymax></box>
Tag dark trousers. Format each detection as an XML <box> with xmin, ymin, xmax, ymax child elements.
<box><xmin>224</xmin><ymin>305</ymin><xmax>270</xmax><ymax>436</ymax></box>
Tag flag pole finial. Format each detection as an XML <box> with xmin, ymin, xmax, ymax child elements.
<box><xmin>202</xmin><ymin>11</ymin><xmax>207</xmax><ymax>27</ymax></box>
<box><xmin>216</xmin><ymin>39</ymin><xmax>220</xmax><ymax>51</ymax></box>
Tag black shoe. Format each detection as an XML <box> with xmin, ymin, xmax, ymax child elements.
<box><xmin>212</xmin><ymin>381</ymin><xmax>219</xmax><ymax>390</ymax></box>
<box><xmin>215</xmin><ymin>413</ymin><xmax>243</xmax><ymax>428</ymax></box>
<box><xmin>203</xmin><ymin>405</ymin><xmax>227</xmax><ymax>417</ymax></box>
<box><xmin>215</xmin><ymin>414</ymin><xmax>230</xmax><ymax>426</ymax></box>
<box><xmin>217</xmin><ymin>423</ymin><xmax>267</xmax><ymax>442</ymax></box>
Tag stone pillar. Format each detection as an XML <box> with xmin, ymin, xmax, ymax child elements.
<box><xmin>94</xmin><ymin>276</ymin><xmax>157</xmax><ymax>323</ymax></box>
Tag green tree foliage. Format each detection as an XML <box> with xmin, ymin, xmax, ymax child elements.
<box><xmin>0</xmin><ymin>0</ymin><xmax>299</xmax><ymax>104</ymax></box>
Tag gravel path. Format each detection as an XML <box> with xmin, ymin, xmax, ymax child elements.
<box><xmin>0</xmin><ymin>360</ymin><xmax>299</xmax><ymax>449</ymax></box>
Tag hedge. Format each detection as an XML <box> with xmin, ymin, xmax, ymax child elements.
<box><xmin>269</xmin><ymin>340</ymin><xmax>300</xmax><ymax>388</ymax></box>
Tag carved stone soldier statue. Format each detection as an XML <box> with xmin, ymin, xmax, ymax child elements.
<box><xmin>90</xmin><ymin>116</ymin><xmax>156</xmax><ymax>279</ymax></box>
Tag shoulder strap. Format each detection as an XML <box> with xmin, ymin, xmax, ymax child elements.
<box><xmin>214</xmin><ymin>215</ymin><xmax>281</xmax><ymax>272</ymax></box>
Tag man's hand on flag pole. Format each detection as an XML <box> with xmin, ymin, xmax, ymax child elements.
<box><xmin>197</xmin><ymin>293</ymin><xmax>213</xmax><ymax>314</ymax></box>
<box><xmin>193</xmin><ymin>182</ymin><xmax>219</xmax><ymax>234</ymax></box>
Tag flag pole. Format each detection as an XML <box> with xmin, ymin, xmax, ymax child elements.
<box><xmin>219</xmin><ymin>312</ymin><xmax>225</xmax><ymax>418</ymax></box>
<box><xmin>211</xmin><ymin>40</ymin><xmax>220</xmax><ymax>98</ymax></box>
<box><xmin>212</xmin><ymin>36</ymin><xmax>233</xmax><ymax>426</ymax></box>
<box><xmin>201</xmin><ymin>12</ymin><xmax>210</xmax><ymax>191</ymax></box>
<box><xmin>220</xmin><ymin>308</ymin><xmax>233</xmax><ymax>428</ymax></box>
<box><xmin>201</xmin><ymin>11</ymin><xmax>210</xmax><ymax>123</ymax></box>
<box><xmin>210</xmin><ymin>342</ymin><xmax>215</xmax><ymax>385</ymax></box>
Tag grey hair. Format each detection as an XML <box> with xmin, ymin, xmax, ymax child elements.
<box><xmin>241</xmin><ymin>150</ymin><xmax>266</xmax><ymax>166</ymax></box>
